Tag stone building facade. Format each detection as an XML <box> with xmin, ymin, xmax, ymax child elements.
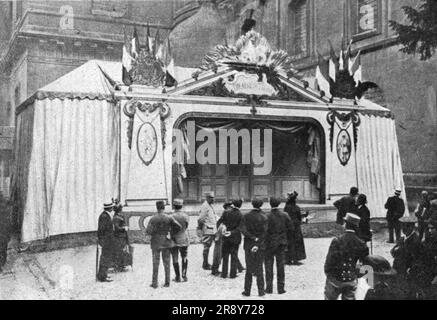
<box><xmin>1</xmin><ymin>0</ymin><xmax>436</xmax><ymax>202</ymax></box>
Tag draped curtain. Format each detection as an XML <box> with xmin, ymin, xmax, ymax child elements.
<box><xmin>12</xmin><ymin>98</ymin><xmax>120</xmax><ymax>242</ymax></box>
<box><xmin>356</xmin><ymin>115</ymin><xmax>406</xmax><ymax>218</ymax></box>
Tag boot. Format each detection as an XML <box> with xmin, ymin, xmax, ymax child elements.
<box><xmin>202</xmin><ymin>252</ymin><xmax>211</xmax><ymax>270</ymax></box>
<box><xmin>173</xmin><ymin>263</ymin><xmax>181</xmax><ymax>282</ymax></box>
<box><xmin>182</xmin><ymin>259</ymin><xmax>188</xmax><ymax>282</ymax></box>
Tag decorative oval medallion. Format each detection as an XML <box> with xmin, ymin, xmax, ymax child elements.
<box><xmin>336</xmin><ymin>129</ymin><xmax>352</xmax><ymax>166</ymax></box>
<box><xmin>137</xmin><ymin>122</ymin><xmax>158</xmax><ymax>166</ymax></box>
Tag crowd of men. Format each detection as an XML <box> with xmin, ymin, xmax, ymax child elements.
<box><xmin>95</xmin><ymin>187</ymin><xmax>437</xmax><ymax>299</ymax></box>
<box><xmin>329</xmin><ymin>187</ymin><xmax>437</xmax><ymax>300</ymax></box>
<box><xmin>96</xmin><ymin>191</ymin><xmax>308</xmax><ymax>297</ymax></box>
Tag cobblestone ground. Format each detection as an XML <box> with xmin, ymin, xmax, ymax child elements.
<box><xmin>0</xmin><ymin>233</ymin><xmax>394</xmax><ymax>300</ymax></box>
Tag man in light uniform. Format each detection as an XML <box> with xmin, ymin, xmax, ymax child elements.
<box><xmin>198</xmin><ymin>192</ymin><xmax>218</xmax><ymax>270</ymax></box>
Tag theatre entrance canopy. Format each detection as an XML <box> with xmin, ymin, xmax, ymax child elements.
<box><xmin>12</xmin><ymin>31</ymin><xmax>405</xmax><ymax>242</ymax></box>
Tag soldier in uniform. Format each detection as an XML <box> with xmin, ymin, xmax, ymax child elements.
<box><xmin>324</xmin><ymin>213</ymin><xmax>369</xmax><ymax>300</ymax></box>
<box><xmin>385</xmin><ymin>189</ymin><xmax>406</xmax><ymax>243</ymax></box>
<box><xmin>146</xmin><ymin>200</ymin><xmax>182</xmax><ymax>288</ymax></box>
<box><xmin>170</xmin><ymin>199</ymin><xmax>190</xmax><ymax>282</ymax></box>
<box><xmin>265</xmin><ymin>197</ymin><xmax>293</xmax><ymax>294</ymax></box>
<box><xmin>334</xmin><ymin>187</ymin><xmax>359</xmax><ymax>225</ymax></box>
<box><xmin>97</xmin><ymin>201</ymin><xmax>115</xmax><ymax>282</ymax></box>
<box><xmin>197</xmin><ymin>192</ymin><xmax>218</xmax><ymax>270</ymax></box>
<box><xmin>219</xmin><ymin>200</ymin><xmax>243</xmax><ymax>279</ymax></box>
<box><xmin>241</xmin><ymin>198</ymin><xmax>268</xmax><ymax>297</ymax></box>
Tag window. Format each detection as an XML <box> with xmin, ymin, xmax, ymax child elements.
<box><xmin>14</xmin><ymin>84</ymin><xmax>21</xmax><ymax>107</ymax></box>
<box><xmin>288</xmin><ymin>0</ymin><xmax>309</xmax><ymax>58</ymax></box>
<box><xmin>351</xmin><ymin>0</ymin><xmax>382</xmax><ymax>40</ymax></box>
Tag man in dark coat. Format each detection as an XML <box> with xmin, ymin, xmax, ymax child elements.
<box><xmin>324</xmin><ymin>213</ymin><xmax>369</xmax><ymax>300</ymax></box>
<box><xmin>170</xmin><ymin>199</ymin><xmax>190</xmax><ymax>282</ymax></box>
<box><xmin>334</xmin><ymin>187</ymin><xmax>358</xmax><ymax>225</ymax></box>
<box><xmin>265</xmin><ymin>197</ymin><xmax>293</xmax><ymax>294</ymax></box>
<box><xmin>241</xmin><ymin>198</ymin><xmax>268</xmax><ymax>297</ymax></box>
<box><xmin>385</xmin><ymin>189</ymin><xmax>406</xmax><ymax>243</ymax></box>
<box><xmin>415</xmin><ymin>191</ymin><xmax>431</xmax><ymax>241</ymax></box>
<box><xmin>219</xmin><ymin>200</ymin><xmax>243</xmax><ymax>279</ymax></box>
<box><xmin>284</xmin><ymin>191</ymin><xmax>307</xmax><ymax>265</ymax></box>
<box><xmin>97</xmin><ymin>201</ymin><xmax>115</xmax><ymax>282</ymax></box>
<box><xmin>356</xmin><ymin>194</ymin><xmax>372</xmax><ymax>243</ymax></box>
<box><xmin>0</xmin><ymin>193</ymin><xmax>11</xmax><ymax>273</ymax></box>
<box><xmin>146</xmin><ymin>200</ymin><xmax>182</xmax><ymax>288</ymax></box>
<box><xmin>390</xmin><ymin>216</ymin><xmax>423</xmax><ymax>298</ymax></box>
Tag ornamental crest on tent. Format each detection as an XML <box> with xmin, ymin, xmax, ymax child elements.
<box><xmin>130</xmin><ymin>50</ymin><xmax>166</xmax><ymax>87</ymax></box>
<box><xmin>196</xmin><ymin>30</ymin><xmax>299</xmax><ymax>78</ymax></box>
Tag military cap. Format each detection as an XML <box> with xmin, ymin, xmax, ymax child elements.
<box><xmin>399</xmin><ymin>215</ymin><xmax>417</xmax><ymax>224</ymax></box>
<box><xmin>361</xmin><ymin>255</ymin><xmax>397</xmax><ymax>276</ymax></box>
<box><xmin>204</xmin><ymin>191</ymin><xmax>215</xmax><ymax>198</ymax></box>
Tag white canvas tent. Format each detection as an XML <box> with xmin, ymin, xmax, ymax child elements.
<box><xmin>12</xmin><ymin>61</ymin><xmax>122</xmax><ymax>242</ymax></box>
<box><xmin>12</xmin><ymin>50</ymin><xmax>406</xmax><ymax>243</ymax></box>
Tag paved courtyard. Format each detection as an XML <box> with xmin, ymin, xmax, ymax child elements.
<box><xmin>0</xmin><ymin>232</ymin><xmax>394</xmax><ymax>300</ymax></box>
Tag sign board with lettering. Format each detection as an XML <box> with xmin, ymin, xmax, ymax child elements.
<box><xmin>223</xmin><ymin>72</ymin><xmax>277</xmax><ymax>96</ymax></box>
<box><xmin>352</xmin><ymin>0</ymin><xmax>381</xmax><ymax>40</ymax></box>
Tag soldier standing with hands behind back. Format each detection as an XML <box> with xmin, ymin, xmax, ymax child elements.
<box><xmin>146</xmin><ymin>200</ymin><xmax>182</xmax><ymax>289</ymax></box>
<box><xmin>241</xmin><ymin>198</ymin><xmax>268</xmax><ymax>297</ymax></box>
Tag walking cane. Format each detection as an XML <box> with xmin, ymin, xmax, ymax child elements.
<box><xmin>95</xmin><ymin>239</ymin><xmax>100</xmax><ymax>282</ymax></box>
<box><xmin>370</xmin><ymin>230</ymin><xmax>374</xmax><ymax>255</ymax></box>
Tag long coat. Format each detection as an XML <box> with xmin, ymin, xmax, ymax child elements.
<box><xmin>97</xmin><ymin>211</ymin><xmax>115</xmax><ymax>267</ymax></box>
<box><xmin>356</xmin><ymin>205</ymin><xmax>372</xmax><ymax>242</ymax></box>
<box><xmin>265</xmin><ymin>208</ymin><xmax>292</xmax><ymax>251</ymax></box>
<box><xmin>113</xmin><ymin>213</ymin><xmax>129</xmax><ymax>267</ymax></box>
<box><xmin>198</xmin><ymin>201</ymin><xmax>217</xmax><ymax>236</ymax></box>
<box><xmin>217</xmin><ymin>207</ymin><xmax>242</xmax><ymax>246</ymax></box>
<box><xmin>324</xmin><ymin>231</ymin><xmax>369</xmax><ymax>282</ymax></box>
<box><xmin>391</xmin><ymin>232</ymin><xmax>422</xmax><ymax>276</ymax></box>
<box><xmin>284</xmin><ymin>202</ymin><xmax>306</xmax><ymax>261</ymax></box>
<box><xmin>334</xmin><ymin>195</ymin><xmax>358</xmax><ymax>224</ymax></box>
<box><xmin>385</xmin><ymin>196</ymin><xmax>405</xmax><ymax>222</ymax></box>
<box><xmin>146</xmin><ymin>213</ymin><xmax>182</xmax><ymax>250</ymax></box>
<box><xmin>240</xmin><ymin>209</ymin><xmax>268</xmax><ymax>251</ymax></box>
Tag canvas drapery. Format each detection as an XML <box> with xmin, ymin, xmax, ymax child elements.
<box><xmin>355</xmin><ymin>115</ymin><xmax>407</xmax><ymax>218</ymax></box>
<box><xmin>12</xmin><ymin>98</ymin><xmax>120</xmax><ymax>242</ymax></box>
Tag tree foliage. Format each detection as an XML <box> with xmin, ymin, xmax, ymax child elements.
<box><xmin>389</xmin><ymin>0</ymin><xmax>437</xmax><ymax>61</ymax></box>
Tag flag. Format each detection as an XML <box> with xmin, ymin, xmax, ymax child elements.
<box><xmin>344</xmin><ymin>39</ymin><xmax>353</xmax><ymax>62</ymax></box>
<box><xmin>131</xmin><ymin>27</ymin><xmax>140</xmax><ymax>59</ymax></box>
<box><xmin>339</xmin><ymin>38</ymin><xmax>345</xmax><ymax>71</ymax></box>
<box><xmin>122</xmin><ymin>29</ymin><xmax>134</xmax><ymax>85</ymax></box>
<box><xmin>349</xmin><ymin>51</ymin><xmax>362</xmax><ymax>85</ymax></box>
<box><xmin>328</xmin><ymin>40</ymin><xmax>338</xmax><ymax>82</ymax></box>
<box><xmin>315</xmin><ymin>52</ymin><xmax>331</xmax><ymax>98</ymax></box>
<box><xmin>145</xmin><ymin>23</ymin><xmax>151</xmax><ymax>53</ymax></box>
<box><xmin>164</xmin><ymin>37</ymin><xmax>177</xmax><ymax>87</ymax></box>
<box><xmin>153</xmin><ymin>27</ymin><xmax>161</xmax><ymax>58</ymax></box>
